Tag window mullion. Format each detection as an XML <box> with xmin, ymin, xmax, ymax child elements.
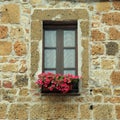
<box><xmin>56</xmin><ymin>30</ymin><xmax>63</xmax><ymax>74</ymax></box>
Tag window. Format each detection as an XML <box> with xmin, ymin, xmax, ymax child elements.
<box><xmin>43</xmin><ymin>21</ymin><xmax>78</xmax><ymax>75</ymax></box>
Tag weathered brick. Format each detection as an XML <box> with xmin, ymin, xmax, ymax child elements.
<box><xmin>110</xmin><ymin>71</ymin><xmax>120</xmax><ymax>86</ymax></box>
<box><xmin>0</xmin><ymin>26</ymin><xmax>8</xmax><ymax>39</ymax></box>
<box><xmin>101</xmin><ymin>59</ymin><xmax>115</xmax><ymax>69</ymax></box>
<box><xmin>1</xmin><ymin>4</ymin><xmax>20</xmax><ymax>23</ymax></box>
<box><xmin>113</xmin><ymin>0</ymin><xmax>120</xmax><ymax>10</ymax></box>
<box><xmin>2</xmin><ymin>63</ymin><xmax>18</xmax><ymax>72</ymax></box>
<box><xmin>102</xmin><ymin>12</ymin><xmax>120</xmax><ymax>25</ymax></box>
<box><xmin>14</xmin><ymin>41</ymin><xmax>27</xmax><ymax>56</ymax></box>
<box><xmin>96</xmin><ymin>2</ymin><xmax>111</xmax><ymax>12</ymax></box>
<box><xmin>109</xmin><ymin>27</ymin><xmax>120</xmax><ymax>40</ymax></box>
<box><xmin>115</xmin><ymin>105</ymin><xmax>120</xmax><ymax>119</ymax></box>
<box><xmin>8</xmin><ymin>104</ymin><xmax>28</xmax><ymax>120</ymax></box>
<box><xmin>30</xmin><ymin>104</ymin><xmax>78</xmax><ymax>119</ymax></box>
<box><xmin>93</xmin><ymin>105</ymin><xmax>114</xmax><ymax>120</ymax></box>
<box><xmin>15</xmin><ymin>75</ymin><xmax>28</xmax><ymax>87</ymax></box>
<box><xmin>0</xmin><ymin>104</ymin><xmax>7</xmax><ymax>119</ymax></box>
<box><xmin>106</xmin><ymin>42</ymin><xmax>118</xmax><ymax>55</ymax></box>
<box><xmin>91</xmin><ymin>44</ymin><xmax>104</xmax><ymax>55</ymax></box>
<box><xmin>80</xmin><ymin>104</ymin><xmax>91</xmax><ymax>119</ymax></box>
<box><xmin>91</xmin><ymin>30</ymin><xmax>105</xmax><ymax>41</ymax></box>
<box><xmin>0</xmin><ymin>41</ymin><xmax>12</xmax><ymax>56</ymax></box>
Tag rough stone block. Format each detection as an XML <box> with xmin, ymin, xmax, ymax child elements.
<box><xmin>93</xmin><ymin>105</ymin><xmax>114</xmax><ymax>120</ymax></box>
<box><xmin>80</xmin><ymin>104</ymin><xmax>91</xmax><ymax>119</ymax></box>
<box><xmin>102</xmin><ymin>12</ymin><xmax>120</xmax><ymax>25</ymax></box>
<box><xmin>10</xmin><ymin>27</ymin><xmax>24</xmax><ymax>38</ymax></box>
<box><xmin>0</xmin><ymin>57</ymin><xmax>8</xmax><ymax>63</ymax></box>
<box><xmin>3</xmin><ymin>81</ymin><xmax>13</xmax><ymax>88</ymax></box>
<box><xmin>80</xmin><ymin>21</ymin><xmax>89</xmax><ymax>37</ymax></box>
<box><xmin>8</xmin><ymin>104</ymin><xmax>28</xmax><ymax>120</ymax></box>
<box><xmin>104</xmin><ymin>97</ymin><xmax>120</xmax><ymax>103</ymax></box>
<box><xmin>106</xmin><ymin>42</ymin><xmax>118</xmax><ymax>55</ymax></box>
<box><xmin>0</xmin><ymin>26</ymin><xmax>8</xmax><ymax>39</ymax></box>
<box><xmin>32</xmin><ymin>9</ymin><xmax>88</xmax><ymax>21</ymax></box>
<box><xmin>14</xmin><ymin>41</ymin><xmax>27</xmax><ymax>56</ymax></box>
<box><xmin>114</xmin><ymin>89</ymin><xmax>120</xmax><ymax>96</ymax></box>
<box><xmin>2</xmin><ymin>63</ymin><xmax>18</xmax><ymax>72</ymax></box>
<box><xmin>2</xmin><ymin>89</ymin><xmax>17</xmax><ymax>102</ymax></box>
<box><xmin>94</xmin><ymin>95</ymin><xmax>102</xmax><ymax>102</ymax></box>
<box><xmin>96</xmin><ymin>2</ymin><xmax>111</xmax><ymax>12</ymax></box>
<box><xmin>31</xmin><ymin>42</ymin><xmax>39</xmax><ymax>79</ymax></box>
<box><xmin>17</xmin><ymin>96</ymin><xmax>32</xmax><ymax>102</ymax></box>
<box><xmin>30</xmin><ymin>0</ymin><xmax>42</xmax><ymax>4</ymax></box>
<box><xmin>19</xmin><ymin>88</ymin><xmax>29</xmax><ymax>96</ymax></box>
<box><xmin>113</xmin><ymin>0</ymin><xmax>120</xmax><ymax>10</ymax></box>
<box><xmin>0</xmin><ymin>41</ymin><xmax>12</xmax><ymax>56</ymax></box>
<box><xmin>109</xmin><ymin>27</ymin><xmax>120</xmax><ymax>40</ymax></box>
<box><xmin>0</xmin><ymin>104</ymin><xmax>7</xmax><ymax>119</ymax></box>
<box><xmin>81</xmin><ymin>39</ymin><xmax>89</xmax><ymax>88</ymax></box>
<box><xmin>91</xmin><ymin>30</ymin><xmax>105</xmax><ymax>41</ymax></box>
<box><xmin>93</xmin><ymin>87</ymin><xmax>112</xmax><ymax>95</ymax></box>
<box><xmin>19</xmin><ymin>64</ymin><xmax>27</xmax><ymax>73</ymax></box>
<box><xmin>101</xmin><ymin>59</ymin><xmax>115</xmax><ymax>69</ymax></box>
<box><xmin>111</xmin><ymin>71</ymin><xmax>120</xmax><ymax>86</ymax></box>
<box><xmin>1</xmin><ymin>4</ymin><xmax>20</xmax><ymax>23</ymax></box>
<box><xmin>91</xmin><ymin>44</ymin><xmax>104</xmax><ymax>55</ymax></box>
<box><xmin>31</xmin><ymin>21</ymin><xmax>42</xmax><ymax>40</ymax></box>
<box><xmin>30</xmin><ymin>104</ymin><xmax>78</xmax><ymax>119</ymax></box>
<box><xmin>15</xmin><ymin>75</ymin><xmax>28</xmax><ymax>87</ymax></box>
<box><xmin>115</xmin><ymin>105</ymin><xmax>120</xmax><ymax>119</ymax></box>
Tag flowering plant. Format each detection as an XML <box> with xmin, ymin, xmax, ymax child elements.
<box><xmin>36</xmin><ymin>72</ymin><xmax>80</xmax><ymax>93</ymax></box>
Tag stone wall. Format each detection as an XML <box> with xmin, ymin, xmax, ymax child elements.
<box><xmin>0</xmin><ymin>0</ymin><xmax>120</xmax><ymax>120</ymax></box>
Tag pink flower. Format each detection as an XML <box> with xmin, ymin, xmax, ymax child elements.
<box><xmin>36</xmin><ymin>79</ymin><xmax>43</xmax><ymax>85</ymax></box>
<box><xmin>36</xmin><ymin>72</ymin><xmax>80</xmax><ymax>93</ymax></box>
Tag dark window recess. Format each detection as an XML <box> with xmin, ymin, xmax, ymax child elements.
<box><xmin>43</xmin><ymin>21</ymin><xmax>78</xmax><ymax>75</ymax></box>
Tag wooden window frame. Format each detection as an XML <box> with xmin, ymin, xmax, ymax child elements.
<box><xmin>43</xmin><ymin>21</ymin><xmax>78</xmax><ymax>75</ymax></box>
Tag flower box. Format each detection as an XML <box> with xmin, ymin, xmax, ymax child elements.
<box><xmin>36</xmin><ymin>72</ymin><xmax>81</xmax><ymax>95</ymax></box>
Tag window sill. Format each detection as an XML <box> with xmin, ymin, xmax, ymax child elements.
<box><xmin>41</xmin><ymin>92</ymin><xmax>80</xmax><ymax>96</ymax></box>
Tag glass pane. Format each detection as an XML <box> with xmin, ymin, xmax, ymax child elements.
<box><xmin>64</xmin><ymin>30</ymin><xmax>75</xmax><ymax>47</ymax></box>
<box><xmin>45</xmin><ymin>31</ymin><xmax>56</xmax><ymax>47</ymax></box>
<box><xmin>44</xmin><ymin>70</ymin><xmax>56</xmax><ymax>74</ymax></box>
<box><xmin>64</xmin><ymin>70</ymin><xmax>75</xmax><ymax>75</ymax></box>
<box><xmin>64</xmin><ymin>49</ymin><xmax>75</xmax><ymax>68</ymax></box>
<box><xmin>44</xmin><ymin>49</ymin><xmax>56</xmax><ymax>68</ymax></box>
